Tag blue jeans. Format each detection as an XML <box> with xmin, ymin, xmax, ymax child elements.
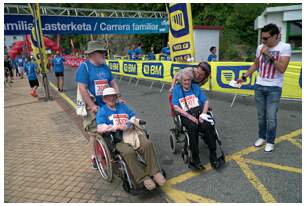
<box><xmin>254</xmin><ymin>84</ymin><xmax>282</xmax><ymax>144</ymax></box>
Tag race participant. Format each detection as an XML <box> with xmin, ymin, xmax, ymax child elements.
<box><xmin>51</xmin><ymin>51</ymin><xmax>65</xmax><ymax>92</ymax></box>
<box><xmin>15</xmin><ymin>54</ymin><xmax>26</xmax><ymax>79</ymax></box>
<box><xmin>172</xmin><ymin>69</ymin><xmax>220</xmax><ymax>170</ymax></box>
<box><xmin>96</xmin><ymin>87</ymin><xmax>166</xmax><ymax>190</ymax></box>
<box><xmin>24</xmin><ymin>57</ymin><xmax>40</xmax><ymax>97</ymax></box>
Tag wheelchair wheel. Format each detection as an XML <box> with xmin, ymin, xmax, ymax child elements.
<box><xmin>169</xmin><ymin>130</ymin><xmax>178</xmax><ymax>154</ymax></box>
<box><xmin>95</xmin><ymin>138</ymin><xmax>113</xmax><ymax>182</ymax></box>
<box><xmin>181</xmin><ymin>132</ymin><xmax>191</xmax><ymax>164</ymax></box>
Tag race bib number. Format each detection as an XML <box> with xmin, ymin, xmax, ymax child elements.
<box><xmin>179</xmin><ymin>95</ymin><xmax>199</xmax><ymax>111</ymax></box>
<box><xmin>94</xmin><ymin>80</ymin><xmax>108</xmax><ymax>96</ymax></box>
<box><xmin>110</xmin><ymin>114</ymin><xmax>129</xmax><ymax>126</ymax></box>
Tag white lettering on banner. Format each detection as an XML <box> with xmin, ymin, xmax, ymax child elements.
<box><xmin>4</xmin><ymin>21</ymin><xmax>33</xmax><ymax>31</ymax></box>
<box><xmin>43</xmin><ymin>22</ymin><xmax>92</xmax><ymax>31</ymax></box>
<box><xmin>100</xmin><ymin>23</ymin><xmax>131</xmax><ymax>31</ymax></box>
<box><xmin>132</xmin><ymin>23</ymin><xmax>158</xmax><ymax>31</ymax></box>
<box><xmin>111</xmin><ymin>114</ymin><xmax>128</xmax><ymax>127</ymax></box>
<box><xmin>179</xmin><ymin>95</ymin><xmax>199</xmax><ymax>111</ymax></box>
<box><xmin>94</xmin><ymin>80</ymin><xmax>108</xmax><ymax>96</ymax></box>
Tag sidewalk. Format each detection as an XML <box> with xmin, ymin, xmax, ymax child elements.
<box><xmin>4</xmin><ymin>79</ymin><xmax>167</xmax><ymax>203</ymax></box>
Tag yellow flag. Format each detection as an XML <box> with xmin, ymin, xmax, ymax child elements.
<box><xmin>167</xmin><ymin>3</ymin><xmax>195</xmax><ymax>62</ymax></box>
<box><xmin>28</xmin><ymin>3</ymin><xmax>49</xmax><ymax>72</ymax></box>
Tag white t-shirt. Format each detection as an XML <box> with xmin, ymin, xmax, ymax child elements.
<box><xmin>255</xmin><ymin>42</ymin><xmax>291</xmax><ymax>87</ymax></box>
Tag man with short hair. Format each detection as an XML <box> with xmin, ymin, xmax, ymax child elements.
<box><xmin>52</xmin><ymin>51</ymin><xmax>65</xmax><ymax>92</ymax></box>
<box><xmin>207</xmin><ymin>46</ymin><xmax>217</xmax><ymax>62</ymax></box>
<box><xmin>75</xmin><ymin>40</ymin><xmax>124</xmax><ymax>169</ymax></box>
<box><xmin>237</xmin><ymin>23</ymin><xmax>292</xmax><ymax>152</ymax></box>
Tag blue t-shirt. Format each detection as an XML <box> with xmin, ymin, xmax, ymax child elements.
<box><xmin>127</xmin><ymin>49</ymin><xmax>136</xmax><ymax>60</ymax></box>
<box><xmin>147</xmin><ymin>52</ymin><xmax>156</xmax><ymax>60</ymax></box>
<box><xmin>161</xmin><ymin>47</ymin><xmax>170</xmax><ymax>55</ymax></box>
<box><xmin>52</xmin><ymin>56</ymin><xmax>65</xmax><ymax>73</ymax></box>
<box><xmin>75</xmin><ymin>60</ymin><xmax>114</xmax><ymax>107</ymax></box>
<box><xmin>96</xmin><ymin>102</ymin><xmax>136</xmax><ymax>126</ymax></box>
<box><xmin>16</xmin><ymin>56</ymin><xmax>25</xmax><ymax>67</ymax></box>
<box><xmin>172</xmin><ymin>83</ymin><xmax>207</xmax><ymax>111</ymax></box>
<box><xmin>135</xmin><ymin>47</ymin><xmax>144</xmax><ymax>58</ymax></box>
<box><xmin>24</xmin><ymin>62</ymin><xmax>38</xmax><ymax>80</ymax></box>
<box><xmin>208</xmin><ymin>54</ymin><xmax>217</xmax><ymax>62</ymax></box>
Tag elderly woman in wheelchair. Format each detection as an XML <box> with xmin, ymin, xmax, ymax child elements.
<box><xmin>95</xmin><ymin>87</ymin><xmax>166</xmax><ymax>192</ymax></box>
<box><xmin>170</xmin><ymin>69</ymin><xmax>225</xmax><ymax>170</ymax></box>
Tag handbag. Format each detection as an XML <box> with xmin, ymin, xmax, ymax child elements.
<box><xmin>76</xmin><ymin>62</ymin><xmax>93</xmax><ymax>116</ymax></box>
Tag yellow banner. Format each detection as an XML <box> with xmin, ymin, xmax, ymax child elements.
<box><xmin>28</xmin><ymin>3</ymin><xmax>49</xmax><ymax>72</ymax></box>
<box><xmin>105</xmin><ymin>60</ymin><xmax>301</xmax><ymax>99</ymax></box>
<box><xmin>167</xmin><ymin>3</ymin><xmax>195</xmax><ymax>62</ymax></box>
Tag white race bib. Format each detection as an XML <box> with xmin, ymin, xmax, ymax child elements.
<box><xmin>110</xmin><ymin>114</ymin><xmax>129</xmax><ymax>127</ymax></box>
<box><xmin>94</xmin><ymin>80</ymin><xmax>108</xmax><ymax>96</ymax></box>
<box><xmin>179</xmin><ymin>95</ymin><xmax>199</xmax><ymax>111</ymax></box>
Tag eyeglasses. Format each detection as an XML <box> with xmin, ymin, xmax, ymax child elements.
<box><xmin>262</xmin><ymin>35</ymin><xmax>273</xmax><ymax>41</ymax></box>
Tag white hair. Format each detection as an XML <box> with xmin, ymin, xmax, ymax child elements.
<box><xmin>178</xmin><ymin>67</ymin><xmax>194</xmax><ymax>84</ymax></box>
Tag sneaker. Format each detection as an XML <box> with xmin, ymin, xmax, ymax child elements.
<box><xmin>30</xmin><ymin>91</ymin><xmax>36</xmax><ymax>97</ymax></box>
<box><xmin>265</xmin><ymin>143</ymin><xmax>274</xmax><ymax>152</ymax></box>
<box><xmin>91</xmin><ymin>157</ymin><xmax>98</xmax><ymax>170</ymax></box>
<box><xmin>254</xmin><ymin>138</ymin><xmax>266</xmax><ymax>147</ymax></box>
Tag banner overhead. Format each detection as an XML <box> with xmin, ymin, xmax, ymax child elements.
<box><xmin>4</xmin><ymin>14</ymin><xmax>169</xmax><ymax>35</ymax></box>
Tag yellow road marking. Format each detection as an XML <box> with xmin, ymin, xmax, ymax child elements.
<box><xmin>287</xmin><ymin>138</ymin><xmax>302</xmax><ymax>149</ymax></box>
<box><xmin>162</xmin><ymin>185</ymin><xmax>216</xmax><ymax>203</ymax></box>
<box><xmin>240</xmin><ymin>157</ymin><xmax>302</xmax><ymax>174</ymax></box>
<box><xmin>233</xmin><ymin>156</ymin><xmax>277</xmax><ymax>203</ymax></box>
<box><xmin>49</xmin><ymin>82</ymin><xmax>77</xmax><ymax>109</ymax></box>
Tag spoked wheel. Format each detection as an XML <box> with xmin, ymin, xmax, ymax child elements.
<box><xmin>169</xmin><ymin>130</ymin><xmax>179</xmax><ymax>154</ymax></box>
<box><xmin>95</xmin><ymin>138</ymin><xmax>113</xmax><ymax>182</ymax></box>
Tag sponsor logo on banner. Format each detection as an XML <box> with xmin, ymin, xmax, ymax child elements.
<box><xmin>142</xmin><ymin>62</ymin><xmax>164</xmax><ymax>78</ymax></box>
<box><xmin>170</xmin><ymin>63</ymin><xmax>196</xmax><ymax>78</ymax></box>
<box><xmin>216</xmin><ymin>66</ymin><xmax>255</xmax><ymax>90</ymax></box>
<box><xmin>123</xmin><ymin>62</ymin><xmax>137</xmax><ymax>75</ymax></box>
<box><xmin>108</xmin><ymin>61</ymin><xmax>120</xmax><ymax>73</ymax></box>
<box><xmin>168</xmin><ymin>4</ymin><xmax>189</xmax><ymax>38</ymax></box>
<box><xmin>167</xmin><ymin>3</ymin><xmax>195</xmax><ymax>62</ymax></box>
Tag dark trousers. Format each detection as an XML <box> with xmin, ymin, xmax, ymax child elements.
<box><xmin>180</xmin><ymin>115</ymin><xmax>217</xmax><ymax>163</ymax></box>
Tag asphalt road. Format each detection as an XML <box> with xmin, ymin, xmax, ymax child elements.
<box><xmin>48</xmin><ymin>65</ymin><xmax>302</xmax><ymax>203</ymax></box>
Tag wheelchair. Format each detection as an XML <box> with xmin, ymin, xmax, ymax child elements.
<box><xmin>168</xmin><ymin>95</ymin><xmax>225</xmax><ymax>169</ymax></box>
<box><xmin>94</xmin><ymin>120</ymin><xmax>166</xmax><ymax>195</ymax></box>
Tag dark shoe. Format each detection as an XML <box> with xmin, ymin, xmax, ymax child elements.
<box><xmin>188</xmin><ymin>162</ymin><xmax>204</xmax><ymax>170</ymax></box>
<box><xmin>91</xmin><ymin>157</ymin><xmax>98</xmax><ymax>170</ymax></box>
<box><xmin>210</xmin><ymin>152</ymin><xmax>220</xmax><ymax>169</ymax></box>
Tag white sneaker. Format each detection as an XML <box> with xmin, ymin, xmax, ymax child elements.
<box><xmin>265</xmin><ymin>143</ymin><xmax>274</xmax><ymax>152</ymax></box>
<box><xmin>254</xmin><ymin>138</ymin><xmax>266</xmax><ymax>147</ymax></box>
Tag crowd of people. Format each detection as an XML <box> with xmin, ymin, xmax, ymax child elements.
<box><xmin>127</xmin><ymin>43</ymin><xmax>170</xmax><ymax>61</ymax></box>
